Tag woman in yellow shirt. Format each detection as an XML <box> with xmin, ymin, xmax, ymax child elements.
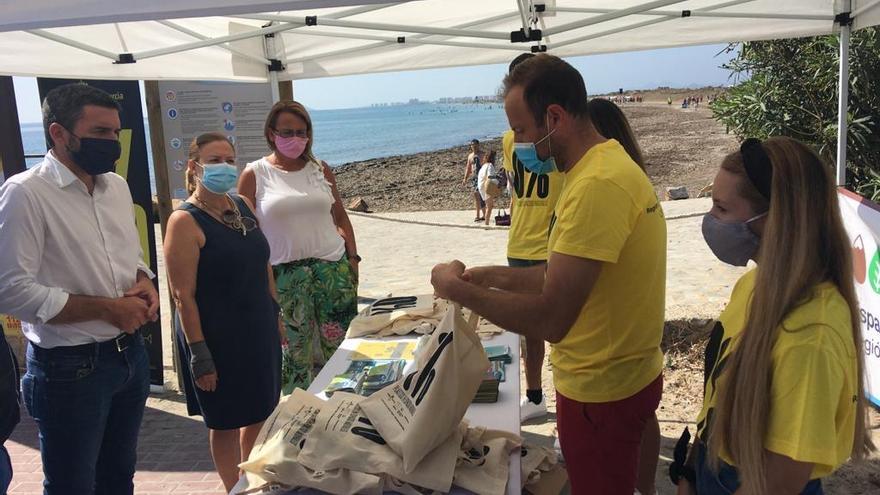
<box><xmin>674</xmin><ymin>137</ymin><xmax>874</xmax><ymax>494</ymax></box>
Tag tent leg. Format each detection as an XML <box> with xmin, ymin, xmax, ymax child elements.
<box><xmin>269</xmin><ymin>70</ymin><xmax>281</xmax><ymax>103</ymax></box>
<box><xmin>265</xmin><ymin>31</ymin><xmax>282</xmax><ymax>103</ymax></box>
<box><xmin>836</xmin><ymin>1</ymin><xmax>852</xmax><ymax>187</ymax></box>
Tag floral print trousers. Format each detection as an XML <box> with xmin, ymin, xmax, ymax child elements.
<box><xmin>273</xmin><ymin>255</ymin><xmax>358</xmax><ymax>394</ymax></box>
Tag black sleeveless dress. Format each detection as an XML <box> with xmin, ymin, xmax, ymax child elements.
<box><xmin>174</xmin><ymin>195</ymin><xmax>281</xmax><ymax>430</ymax></box>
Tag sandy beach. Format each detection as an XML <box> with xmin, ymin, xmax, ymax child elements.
<box><xmin>334</xmin><ymin>102</ymin><xmax>733</xmax><ymax>212</ymax></box>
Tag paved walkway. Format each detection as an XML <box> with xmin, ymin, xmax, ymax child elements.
<box><xmin>7</xmin><ymin>198</ymin><xmax>747</xmax><ymax>494</ymax></box>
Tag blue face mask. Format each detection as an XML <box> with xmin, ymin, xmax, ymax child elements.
<box><xmin>513</xmin><ymin>117</ymin><xmax>557</xmax><ymax>174</ymax></box>
<box><xmin>198</xmin><ymin>163</ymin><xmax>239</xmax><ymax>194</ymax></box>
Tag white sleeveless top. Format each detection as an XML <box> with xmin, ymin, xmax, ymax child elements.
<box><xmin>247</xmin><ymin>157</ymin><xmax>346</xmax><ymax>265</ymax></box>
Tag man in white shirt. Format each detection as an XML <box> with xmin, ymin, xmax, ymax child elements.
<box><xmin>0</xmin><ymin>83</ymin><xmax>158</xmax><ymax>494</ymax></box>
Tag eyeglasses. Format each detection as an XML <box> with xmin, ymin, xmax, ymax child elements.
<box><xmin>200</xmin><ymin>159</ymin><xmax>237</xmax><ymax>166</ymax></box>
<box><xmin>272</xmin><ymin>128</ymin><xmax>309</xmax><ymax>139</ymax></box>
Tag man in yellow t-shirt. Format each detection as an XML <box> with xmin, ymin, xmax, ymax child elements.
<box><xmin>431</xmin><ymin>54</ymin><xmax>667</xmax><ymax>494</ymax></box>
<box><xmin>501</xmin><ymin>53</ymin><xmax>566</xmax><ymax>423</ymax></box>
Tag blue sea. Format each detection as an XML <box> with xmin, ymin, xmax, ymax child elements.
<box><xmin>20</xmin><ymin>102</ymin><xmax>508</xmax><ymax>194</ymax></box>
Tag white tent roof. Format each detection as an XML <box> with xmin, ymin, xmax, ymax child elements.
<box><xmin>0</xmin><ymin>0</ymin><xmax>878</xmax><ymax>82</ymax></box>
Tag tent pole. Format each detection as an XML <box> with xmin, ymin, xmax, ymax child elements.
<box><xmin>836</xmin><ymin>0</ymin><xmax>852</xmax><ymax>187</ymax></box>
<box><xmin>265</xmin><ymin>32</ymin><xmax>281</xmax><ymax>103</ymax></box>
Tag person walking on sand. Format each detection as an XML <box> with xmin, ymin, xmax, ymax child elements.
<box><xmin>464</xmin><ymin>139</ymin><xmax>486</xmax><ymax>222</ymax></box>
<box><xmin>477</xmin><ymin>150</ymin><xmax>500</xmax><ymax>225</ymax></box>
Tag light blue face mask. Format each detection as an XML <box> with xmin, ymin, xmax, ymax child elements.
<box><xmin>512</xmin><ymin>117</ymin><xmax>557</xmax><ymax>174</ymax></box>
<box><xmin>198</xmin><ymin>162</ymin><xmax>239</xmax><ymax>194</ymax></box>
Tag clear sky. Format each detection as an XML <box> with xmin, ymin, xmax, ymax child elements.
<box><xmin>12</xmin><ymin>43</ymin><xmax>736</xmax><ymax>123</ymax></box>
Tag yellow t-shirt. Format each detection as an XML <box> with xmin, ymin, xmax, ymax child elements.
<box><xmin>502</xmin><ymin>130</ymin><xmax>565</xmax><ymax>260</ymax></box>
<box><xmin>548</xmin><ymin>138</ymin><xmax>666</xmax><ymax>403</ymax></box>
<box><xmin>696</xmin><ymin>269</ymin><xmax>858</xmax><ymax>478</ymax></box>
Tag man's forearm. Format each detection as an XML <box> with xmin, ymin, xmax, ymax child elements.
<box><xmin>48</xmin><ymin>294</ymin><xmax>114</xmax><ymax>325</ymax></box>
<box><xmin>445</xmin><ymin>278</ymin><xmax>558</xmax><ymax>342</ymax></box>
<box><xmin>485</xmin><ymin>264</ymin><xmax>544</xmax><ymax>293</ymax></box>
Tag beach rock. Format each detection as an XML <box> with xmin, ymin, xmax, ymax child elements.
<box><xmin>698</xmin><ymin>183</ymin><xmax>713</xmax><ymax>198</ymax></box>
<box><xmin>665</xmin><ymin>186</ymin><xmax>690</xmax><ymax>200</ymax></box>
<box><xmin>348</xmin><ymin>197</ymin><xmax>371</xmax><ymax>213</ymax></box>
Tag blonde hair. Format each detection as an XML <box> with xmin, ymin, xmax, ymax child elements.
<box><xmin>184</xmin><ymin>132</ymin><xmax>234</xmax><ymax>195</ymax></box>
<box><xmin>263</xmin><ymin>100</ymin><xmax>317</xmax><ymax>164</ymax></box>
<box><xmin>708</xmin><ymin>136</ymin><xmax>875</xmax><ymax>493</ymax></box>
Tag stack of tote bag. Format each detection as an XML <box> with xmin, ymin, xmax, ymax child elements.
<box><xmin>239</xmin><ymin>303</ymin><xmax>522</xmax><ymax>495</ymax></box>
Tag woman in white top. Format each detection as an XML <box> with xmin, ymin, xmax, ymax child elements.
<box><xmin>477</xmin><ymin>150</ymin><xmax>499</xmax><ymax>226</ymax></box>
<box><xmin>238</xmin><ymin>100</ymin><xmax>359</xmax><ymax>394</ymax></box>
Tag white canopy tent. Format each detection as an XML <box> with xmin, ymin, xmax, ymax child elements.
<box><xmin>0</xmin><ymin>0</ymin><xmax>879</xmax><ymax>182</ymax></box>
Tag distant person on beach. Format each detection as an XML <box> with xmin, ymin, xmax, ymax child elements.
<box><xmin>164</xmin><ymin>132</ymin><xmax>281</xmax><ymax>491</ymax></box>
<box><xmin>432</xmin><ymin>54</ymin><xmax>666</xmax><ymax>495</ymax></box>
<box><xmin>477</xmin><ymin>150</ymin><xmax>500</xmax><ymax>225</ymax></box>
<box><xmin>464</xmin><ymin>139</ymin><xmax>486</xmax><ymax>221</ymax></box>
<box><xmin>0</xmin><ymin>83</ymin><xmax>157</xmax><ymax>494</ymax></box>
<box><xmin>672</xmin><ymin>137</ymin><xmax>875</xmax><ymax>495</ymax></box>
<box><xmin>668</xmin><ymin>96</ymin><xmax>673</xmax><ymax>106</ymax></box>
<box><xmin>587</xmin><ymin>97</ymin><xmax>661</xmax><ymax>495</ymax></box>
<box><xmin>239</xmin><ymin>100</ymin><xmax>358</xmax><ymax>394</ymax></box>
<box><xmin>500</xmin><ymin>52</ymin><xmax>565</xmax><ymax>426</ymax></box>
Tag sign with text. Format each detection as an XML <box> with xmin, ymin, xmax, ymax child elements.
<box><xmin>838</xmin><ymin>188</ymin><xmax>880</xmax><ymax>407</ymax></box>
<box><xmin>157</xmin><ymin>81</ymin><xmax>274</xmax><ymax>199</ymax></box>
<box><xmin>36</xmin><ymin>78</ymin><xmax>163</xmax><ymax>386</ymax></box>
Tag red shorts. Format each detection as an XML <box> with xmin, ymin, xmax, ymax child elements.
<box><xmin>556</xmin><ymin>374</ymin><xmax>663</xmax><ymax>495</ymax></box>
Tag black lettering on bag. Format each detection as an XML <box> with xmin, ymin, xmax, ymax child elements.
<box><xmin>369</xmin><ymin>296</ymin><xmax>419</xmax><ymax>315</ymax></box>
<box><xmin>403</xmin><ymin>331</ymin><xmax>453</xmax><ymax>401</ymax></box>
<box><xmin>351</xmin><ymin>416</ymin><xmax>387</xmax><ymax>445</ymax></box>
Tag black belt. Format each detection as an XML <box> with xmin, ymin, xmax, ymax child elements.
<box><xmin>31</xmin><ymin>331</ymin><xmax>143</xmax><ymax>356</ymax></box>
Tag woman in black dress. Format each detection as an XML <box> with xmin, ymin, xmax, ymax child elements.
<box><xmin>164</xmin><ymin>132</ymin><xmax>282</xmax><ymax>491</ymax></box>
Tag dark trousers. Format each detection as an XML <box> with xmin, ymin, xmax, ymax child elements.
<box><xmin>21</xmin><ymin>335</ymin><xmax>150</xmax><ymax>495</ymax></box>
<box><xmin>695</xmin><ymin>442</ymin><xmax>824</xmax><ymax>495</ymax></box>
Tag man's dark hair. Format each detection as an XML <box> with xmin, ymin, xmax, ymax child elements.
<box><xmin>471</xmin><ymin>139</ymin><xmax>480</xmax><ymax>146</ymax></box>
<box><xmin>508</xmin><ymin>52</ymin><xmax>535</xmax><ymax>74</ymax></box>
<box><xmin>41</xmin><ymin>83</ymin><xmax>121</xmax><ymax>144</ymax></box>
<box><xmin>502</xmin><ymin>54</ymin><xmax>589</xmax><ymax>125</ymax></box>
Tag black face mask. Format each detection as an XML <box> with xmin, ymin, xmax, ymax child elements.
<box><xmin>66</xmin><ymin>131</ymin><xmax>121</xmax><ymax>175</ymax></box>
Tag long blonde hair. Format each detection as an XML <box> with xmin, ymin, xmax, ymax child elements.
<box><xmin>708</xmin><ymin>136</ymin><xmax>874</xmax><ymax>493</ymax></box>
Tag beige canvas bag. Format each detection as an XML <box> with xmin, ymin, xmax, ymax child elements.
<box><xmin>520</xmin><ymin>444</ymin><xmax>559</xmax><ymax>488</ymax></box>
<box><xmin>238</xmin><ymin>389</ymin><xmax>382</xmax><ymax>495</ymax></box>
<box><xmin>454</xmin><ymin>426</ymin><xmax>522</xmax><ymax>495</ymax></box>
<box><xmin>296</xmin><ymin>392</ymin><xmax>464</xmax><ymax>493</ymax></box>
<box><xmin>346</xmin><ymin>295</ymin><xmax>440</xmax><ymax>338</ymax></box>
<box><xmin>359</xmin><ymin>302</ymin><xmax>489</xmax><ymax>473</ymax></box>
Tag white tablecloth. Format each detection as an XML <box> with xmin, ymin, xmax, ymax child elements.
<box><xmin>231</xmin><ymin>330</ymin><xmax>522</xmax><ymax>495</ymax></box>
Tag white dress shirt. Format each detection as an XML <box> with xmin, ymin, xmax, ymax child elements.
<box><xmin>0</xmin><ymin>151</ymin><xmax>154</xmax><ymax>348</ymax></box>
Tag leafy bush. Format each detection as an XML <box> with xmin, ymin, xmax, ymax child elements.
<box><xmin>712</xmin><ymin>28</ymin><xmax>880</xmax><ymax>199</ymax></box>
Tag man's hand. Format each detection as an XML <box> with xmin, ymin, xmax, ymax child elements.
<box><xmin>104</xmin><ymin>297</ymin><xmax>151</xmax><ymax>333</ymax></box>
<box><xmin>461</xmin><ymin>267</ymin><xmax>493</xmax><ymax>288</ymax></box>
<box><xmin>431</xmin><ymin>260</ymin><xmax>467</xmax><ymax>299</ymax></box>
<box><xmin>124</xmin><ymin>275</ymin><xmax>159</xmax><ymax>322</ymax></box>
